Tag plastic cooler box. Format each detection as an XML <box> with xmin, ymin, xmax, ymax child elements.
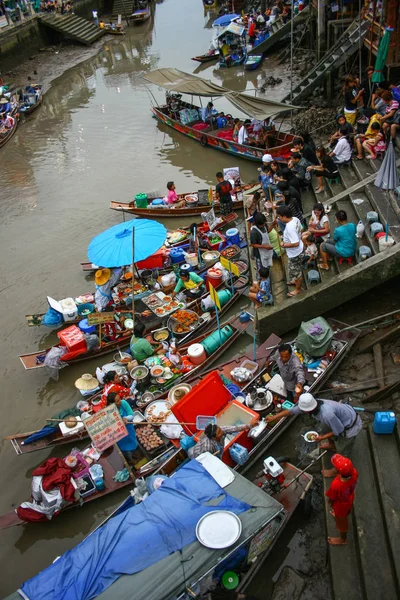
<box><xmin>57</xmin><ymin>325</ymin><xmax>87</xmax><ymax>361</ymax></box>
<box><xmin>171</xmin><ymin>371</ymin><xmax>259</xmax><ymax>467</ymax></box>
<box><xmin>136</xmin><ymin>248</ymin><xmax>165</xmax><ymax>270</ymax></box>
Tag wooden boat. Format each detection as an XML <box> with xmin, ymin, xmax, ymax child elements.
<box><xmin>110</xmin><ymin>197</ymin><xmax>244</xmax><ymax>218</ymax></box>
<box><xmin>149</xmin><ymin>318</ymin><xmax>360</xmax><ymax>477</ymax></box>
<box><xmin>144</xmin><ymin>68</ymin><xmax>297</xmax><ymax>162</ymax></box>
<box><xmin>19</xmin><ymin>84</ymin><xmax>43</xmax><ymax>115</ymax></box>
<box><xmin>104</xmin><ymin>25</ymin><xmax>125</xmax><ymax>35</ymax></box>
<box><xmin>191</xmin><ymin>50</ymin><xmax>219</xmax><ymax>63</ymax></box>
<box><xmin>0</xmin><ymin>445</ymin><xmax>135</xmax><ymax>529</ymax></box>
<box><xmin>131</xmin><ymin>0</ymin><xmax>151</xmax><ymax>23</ymax></box>
<box><xmin>244</xmin><ymin>54</ymin><xmax>263</xmax><ymax>70</ymax></box>
<box><xmin>82</xmin><ymin>211</ymin><xmax>240</xmax><ymax>271</ymax></box>
<box><xmin>0</xmin><ymin>111</ymin><xmax>18</xmax><ymax>149</ymax></box>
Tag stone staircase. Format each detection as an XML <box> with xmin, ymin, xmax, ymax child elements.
<box><xmin>248</xmin><ymin>6</ymin><xmax>311</xmax><ymax>56</ymax></box>
<box><xmin>280</xmin><ymin>18</ymin><xmax>370</xmax><ymax>105</ymax></box>
<box><xmin>112</xmin><ymin>0</ymin><xmax>134</xmax><ymax>19</ymax></box>
<box><xmin>323</xmin><ymin>422</ymin><xmax>400</xmax><ymax>600</ymax></box>
<box><xmin>38</xmin><ymin>14</ymin><xmax>105</xmax><ymax>46</ymax></box>
<box><xmin>255</xmin><ymin>153</ymin><xmax>400</xmax><ymax>338</ymax></box>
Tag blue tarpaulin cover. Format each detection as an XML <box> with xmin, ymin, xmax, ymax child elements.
<box><xmin>20</xmin><ymin>461</ymin><xmax>251</xmax><ymax>600</ymax></box>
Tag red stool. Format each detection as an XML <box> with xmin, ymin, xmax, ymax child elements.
<box><xmin>338</xmin><ymin>257</ymin><xmax>354</xmax><ymax>265</ymax></box>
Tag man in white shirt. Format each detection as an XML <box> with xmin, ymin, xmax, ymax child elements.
<box><xmin>330</xmin><ymin>128</ymin><xmax>352</xmax><ymax>164</ymax></box>
<box><xmin>238</xmin><ymin>120</ymin><xmax>251</xmax><ymax>145</ymax></box>
<box><xmin>256</xmin><ymin>11</ymin><xmax>266</xmax><ymax>28</ymax></box>
<box><xmin>277</xmin><ymin>205</ymin><xmax>305</xmax><ymax>297</ymax></box>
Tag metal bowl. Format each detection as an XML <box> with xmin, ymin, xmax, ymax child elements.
<box><xmin>113</xmin><ymin>351</ymin><xmax>131</xmax><ymax>366</ymax></box>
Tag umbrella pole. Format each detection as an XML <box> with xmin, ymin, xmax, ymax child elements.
<box><xmin>132</xmin><ymin>227</ymin><xmax>135</xmax><ymax>329</ymax></box>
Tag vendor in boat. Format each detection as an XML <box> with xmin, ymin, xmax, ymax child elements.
<box><xmin>204</xmin><ymin>101</ymin><xmax>217</xmax><ymax>125</ymax></box>
<box><xmin>164</xmin><ymin>181</ymin><xmax>185</xmax><ymax>208</ymax></box>
<box><xmin>0</xmin><ymin>97</ymin><xmax>12</xmax><ymax>114</ymax></box>
<box><xmin>189</xmin><ymin>423</ymin><xmax>251</xmax><ymax>459</ymax></box>
<box><xmin>271</xmin><ymin>343</ymin><xmax>305</xmax><ymax>402</ymax></box>
<box><xmin>172</xmin><ymin>269</ymin><xmax>205</xmax><ymax>300</ymax></box>
<box><xmin>215</xmin><ymin>171</ymin><xmax>233</xmax><ymax>216</ymax></box>
<box><xmin>265</xmin><ymin>393</ymin><xmax>362</xmax><ymax>472</ymax></box>
<box><xmin>99</xmin><ymin>370</ymin><xmax>135</xmax><ymax>409</ymax></box>
<box><xmin>94</xmin><ymin>268</ymin><xmax>122</xmax><ymax>312</ymax></box>
<box><xmin>130</xmin><ymin>321</ymin><xmax>161</xmax><ymax>362</ymax></box>
<box><xmin>106</xmin><ymin>392</ymin><xmax>139</xmax><ymax>464</ymax></box>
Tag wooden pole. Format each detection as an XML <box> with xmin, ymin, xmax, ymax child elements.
<box><xmin>132</xmin><ymin>226</ymin><xmax>135</xmax><ymax>330</ymax></box>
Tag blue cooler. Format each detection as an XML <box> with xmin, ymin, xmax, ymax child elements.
<box><xmin>151</xmin><ymin>198</ymin><xmax>164</xmax><ymax>206</ymax></box>
<box><xmin>229</xmin><ymin>443</ymin><xmax>249</xmax><ymax>466</ymax></box>
<box><xmin>226</xmin><ymin>228</ymin><xmax>240</xmax><ymax>246</ymax></box>
<box><xmin>373</xmin><ymin>411</ymin><xmax>396</xmax><ymax>434</ymax></box>
<box><xmin>79</xmin><ymin>318</ymin><xmax>97</xmax><ymax>335</ymax></box>
<box><xmin>170</xmin><ymin>248</ymin><xmax>185</xmax><ymax>263</ymax></box>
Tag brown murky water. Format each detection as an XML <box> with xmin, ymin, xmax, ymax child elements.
<box><xmin>0</xmin><ymin>1</ymin><xmax>297</xmax><ymax>593</ymax></box>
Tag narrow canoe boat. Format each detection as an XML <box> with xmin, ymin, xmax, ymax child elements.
<box><xmin>104</xmin><ymin>25</ymin><xmax>125</xmax><ymax>35</ymax></box>
<box><xmin>244</xmin><ymin>54</ymin><xmax>263</xmax><ymax>70</ymax></box>
<box><xmin>0</xmin><ymin>445</ymin><xmax>135</xmax><ymax>529</ymax></box>
<box><xmin>0</xmin><ymin>112</ymin><xmax>19</xmax><ymax>149</ymax></box>
<box><xmin>191</xmin><ymin>50</ymin><xmax>219</xmax><ymax>63</ymax></box>
<box><xmin>131</xmin><ymin>5</ymin><xmax>151</xmax><ymax>23</ymax></box>
<box><xmin>19</xmin><ymin>84</ymin><xmax>43</xmax><ymax>115</ymax></box>
<box><xmin>110</xmin><ymin>197</ymin><xmax>244</xmax><ymax>218</ymax></box>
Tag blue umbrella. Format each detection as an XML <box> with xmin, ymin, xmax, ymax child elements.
<box><xmin>213</xmin><ymin>13</ymin><xmax>240</xmax><ymax>27</ymax></box>
<box><xmin>88</xmin><ymin>219</ymin><xmax>167</xmax><ymax>268</ymax></box>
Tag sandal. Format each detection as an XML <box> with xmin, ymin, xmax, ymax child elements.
<box><xmin>287</xmin><ymin>291</ymin><xmax>300</xmax><ymax>298</ymax></box>
<box><xmin>354</xmin><ymin>156</ymin><xmax>363</xmax><ymax>160</ymax></box>
<box><xmin>366</xmin><ymin>154</ymin><xmax>376</xmax><ymax>160</ymax></box>
<box><xmin>318</xmin><ymin>263</ymin><xmax>329</xmax><ymax>271</ymax></box>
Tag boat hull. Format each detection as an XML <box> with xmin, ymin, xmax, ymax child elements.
<box><xmin>152</xmin><ymin>106</ymin><xmax>294</xmax><ymax>163</ymax></box>
<box><xmin>191</xmin><ymin>52</ymin><xmax>219</xmax><ymax>63</ymax></box>
<box><xmin>244</xmin><ymin>55</ymin><xmax>263</xmax><ymax>70</ymax></box>
<box><xmin>0</xmin><ymin>114</ymin><xmax>19</xmax><ymax>149</ymax></box>
<box><xmin>109</xmin><ymin>198</ymin><xmax>244</xmax><ymax>217</ymax></box>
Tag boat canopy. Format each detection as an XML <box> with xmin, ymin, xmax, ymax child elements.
<box><xmin>144</xmin><ymin>68</ymin><xmax>300</xmax><ymax>118</ymax></box>
<box><xmin>216</xmin><ymin>21</ymin><xmax>246</xmax><ymax>38</ymax></box>
<box><xmin>15</xmin><ymin>459</ymin><xmax>283</xmax><ymax>600</ymax></box>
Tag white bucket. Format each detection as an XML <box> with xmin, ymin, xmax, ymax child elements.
<box><xmin>378</xmin><ymin>236</ymin><xmax>395</xmax><ymax>252</ymax></box>
<box><xmin>184</xmin><ymin>252</ymin><xmax>199</xmax><ymax>267</ymax></box>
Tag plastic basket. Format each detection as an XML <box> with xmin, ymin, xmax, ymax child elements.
<box><xmin>196</xmin><ymin>415</ymin><xmax>217</xmax><ymax>430</ymax></box>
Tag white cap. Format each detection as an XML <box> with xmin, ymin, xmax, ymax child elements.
<box><xmin>262</xmin><ymin>153</ymin><xmax>273</xmax><ymax>163</ymax></box>
<box><xmin>298</xmin><ymin>393</ymin><xmax>318</xmax><ymax>412</ymax></box>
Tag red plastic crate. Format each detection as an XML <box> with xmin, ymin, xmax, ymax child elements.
<box><xmin>57</xmin><ymin>325</ymin><xmax>86</xmax><ymax>352</ymax></box>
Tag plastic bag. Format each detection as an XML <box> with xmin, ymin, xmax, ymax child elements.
<box><xmin>84</xmin><ymin>334</ymin><xmax>100</xmax><ymax>351</ymax></box>
<box><xmin>180</xmin><ymin>435</ymin><xmax>196</xmax><ymax>451</ymax></box>
<box><xmin>146</xmin><ymin>475</ymin><xmax>168</xmax><ymax>494</ymax></box>
<box><xmin>356</xmin><ymin>220</ymin><xmax>365</xmax><ymax>238</ymax></box>
<box><xmin>42</xmin><ymin>307</ymin><xmax>63</xmax><ymax>328</ymax></box>
<box><xmin>296</xmin><ymin>317</ymin><xmax>334</xmax><ymax>358</ymax></box>
<box><xmin>44</xmin><ymin>346</ymin><xmax>68</xmax><ymax>380</ymax></box>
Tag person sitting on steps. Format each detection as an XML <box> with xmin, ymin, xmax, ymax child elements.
<box><xmin>318</xmin><ymin>210</ymin><xmax>357</xmax><ymax>270</ymax></box>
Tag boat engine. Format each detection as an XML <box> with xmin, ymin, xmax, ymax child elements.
<box><xmin>259</xmin><ymin>456</ymin><xmax>285</xmax><ymax>494</ymax></box>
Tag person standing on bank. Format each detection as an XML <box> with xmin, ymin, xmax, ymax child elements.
<box><xmin>276</xmin><ymin>205</ymin><xmax>305</xmax><ymax>298</ymax></box>
<box><xmin>215</xmin><ymin>172</ymin><xmax>233</xmax><ymax>216</ymax></box>
<box><xmin>325</xmin><ymin>454</ymin><xmax>358</xmax><ymax>546</ymax></box>
<box><xmin>265</xmin><ymin>393</ymin><xmax>362</xmax><ymax>473</ymax></box>
<box><xmin>250</xmin><ymin>213</ymin><xmax>274</xmax><ymax>275</ymax></box>
<box><xmin>271</xmin><ymin>343</ymin><xmax>305</xmax><ymax>402</ymax></box>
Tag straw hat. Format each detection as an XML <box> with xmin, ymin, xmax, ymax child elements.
<box><xmin>0</xmin><ymin>98</ymin><xmax>8</xmax><ymax>104</ymax></box>
<box><xmin>75</xmin><ymin>373</ymin><xmax>99</xmax><ymax>391</ymax></box>
<box><xmin>95</xmin><ymin>268</ymin><xmax>111</xmax><ymax>286</ymax></box>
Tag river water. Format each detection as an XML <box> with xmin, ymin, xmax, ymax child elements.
<box><xmin>0</xmin><ymin>1</ymin><xmax>292</xmax><ymax>593</ymax></box>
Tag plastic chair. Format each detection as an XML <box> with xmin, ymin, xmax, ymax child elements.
<box><xmin>307</xmin><ymin>269</ymin><xmax>320</xmax><ymax>284</ymax></box>
<box><xmin>358</xmin><ymin>246</ymin><xmax>372</xmax><ymax>260</ymax></box>
<box><xmin>338</xmin><ymin>256</ymin><xmax>354</xmax><ymax>265</ymax></box>
<box><xmin>371</xmin><ymin>222</ymin><xmax>384</xmax><ymax>237</ymax></box>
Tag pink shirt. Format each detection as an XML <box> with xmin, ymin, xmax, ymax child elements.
<box><xmin>167</xmin><ymin>189</ymin><xmax>178</xmax><ymax>204</ymax></box>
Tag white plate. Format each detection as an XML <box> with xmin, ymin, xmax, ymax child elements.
<box><xmin>144</xmin><ymin>400</ymin><xmax>172</xmax><ymax>422</ymax></box>
<box><xmin>304</xmin><ymin>430</ymin><xmax>319</xmax><ymax>443</ymax></box>
<box><xmin>196</xmin><ymin>510</ymin><xmax>242</xmax><ymax>549</ymax></box>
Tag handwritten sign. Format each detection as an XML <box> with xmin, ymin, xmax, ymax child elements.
<box><xmin>84</xmin><ymin>404</ymin><xmax>128</xmax><ymax>452</ymax></box>
<box><xmin>87</xmin><ymin>312</ymin><xmax>116</xmax><ymax>325</ymax></box>
<box><xmin>220</xmin><ymin>256</ymin><xmax>240</xmax><ymax>277</ymax></box>
<box><xmin>209</xmin><ymin>283</ymin><xmax>221</xmax><ymax>310</ymax></box>
<box><xmin>247</xmin><ymin>518</ymin><xmax>282</xmax><ymax>563</ymax></box>
<box><xmin>205</xmin><ymin>207</ymin><xmax>218</xmax><ymax>232</ymax></box>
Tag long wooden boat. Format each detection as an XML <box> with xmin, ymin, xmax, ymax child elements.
<box><xmin>0</xmin><ymin>445</ymin><xmax>135</xmax><ymax>529</ymax></box>
<box><xmin>110</xmin><ymin>197</ymin><xmax>244</xmax><ymax>218</ymax></box>
<box><xmin>191</xmin><ymin>50</ymin><xmax>219</xmax><ymax>63</ymax></box>
<box><xmin>104</xmin><ymin>25</ymin><xmax>125</xmax><ymax>35</ymax></box>
<box><xmin>131</xmin><ymin>6</ymin><xmax>151</xmax><ymax>23</ymax></box>
<box><xmin>151</xmin><ymin>318</ymin><xmax>360</xmax><ymax>478</ymax></box>
<box><xmin>19</xmin><ymin>85</ymin><xmax>43</xmax><ymax>115</ymax></box>
<box><xmin>0</xmin><ymin>112</ymin><xmax>19</xmax><ymax>149</ymax></box>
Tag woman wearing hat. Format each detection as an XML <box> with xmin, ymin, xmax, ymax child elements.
<box><xmin>0</xmin><ymin>97</ymin><xmax>12</xmax><ymax>114</ymax></box>
<box><xmin>325</xmin><ymin>454</ymin><xmax>358</xmax><ymax>546</ymax></box>
<box><xmin>94</xmin><ymin>267</ymin><xmax>122</xmax><ymax>312</ymax></box>
<box><xmin>265</xmin><ymin>392</ymin><xmax>362</xmax><ymax>469</ymax></box>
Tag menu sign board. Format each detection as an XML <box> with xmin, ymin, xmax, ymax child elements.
<box><xmin>87</xmin><ymin>312</ymin><xmax>116</xmax><ymax>325</ymax></box>
<box><xmin>205</xmin><ymin>207</ymin><xmax>218</xmax><ymax>231</ymax></box>
<box><xmin>84</xmin><ymin>404</ymin><xmax>128</xmax><ymax>452</ymax></box>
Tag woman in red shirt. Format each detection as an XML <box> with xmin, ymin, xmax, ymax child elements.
<box><xmin>325</xmin><ymin>453</ymin><xmax>358</xmax><ymax>546</ymax></box>
<box><xmin>96</xmin><ymin>371</ymin><xmax>133</xmax><ymax>412</ymax></box>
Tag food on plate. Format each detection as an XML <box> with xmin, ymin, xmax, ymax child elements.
<box><xmin>151</xmin><ymin>366</ymin><xmax>164</xmax><ymax>377</ymax></box>
<box><xmin>163</xmin><ymin>295</ymin><xmax>172</xmax><ymax>302</ymax></box>
<box><xmin>157</xmin><ymin>377</ymin><xmax>166</xmax><ymax>384</ymax></box>
<box><xmin>153</xmin><ymin>329</ymin><xmax>169</xmax><ymax>342</ymax></box>
<box><xmin>305</xmin><ymin>433</ymin><xmax>318</xmax><ymax>441</ymax></box>
<box><xmin>172</xmin><ymin>310</ymin><xmax>198</xmax><ymax>331</ymax></box>
<box><xmin>221</xmin><ymin>246</ymin><xmax>239</xmax><ymax>259</ymax></box>
<box><xmin>155</xmin><ymin>307</ymin><xmax>165</xmax><ymax>315</ymax></box>
<box><xmin>170</xmin><ymin>301</ymin><xmax>179</xmax><ymax>308</ymax></box>
<box><xmin>146</xmin><ymin>404</ymin><xmax>172</xmax><ymax>424</ymax></box>
<box><xmin>163</xmin><ymin>304</ymin><xmax>172</xmax><ymax>311</ymax></box>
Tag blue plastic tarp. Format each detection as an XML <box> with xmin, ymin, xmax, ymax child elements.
<box><xmin>20</xmin><ymin>461</ymin><xmax>250</xmax><ymax>600</ymax></box>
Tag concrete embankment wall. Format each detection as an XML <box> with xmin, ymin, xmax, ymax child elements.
<box><xmin>0</xmin><ymin>0</ymin><xmax>108</xmax><ymax>69</ymax></box>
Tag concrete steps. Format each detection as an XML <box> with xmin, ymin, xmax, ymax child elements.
<box><xmin>280</xmin><ymin>18</ymin><xmax>370</xmax><ymax>105</ymax></box>
<box><xmin>248</xmin><ymin>6</ymin><xmax>311</xmax><ymax>56</ymax></box>
<box><xmin>38</xmin><ymin>14</ymin><xmax>105</xmax><ymax>45</ymax></box>
<box><xmin>324</xmin><ymin>426</ymin><xmax>400</xmax><ymax>600</ymax></box>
